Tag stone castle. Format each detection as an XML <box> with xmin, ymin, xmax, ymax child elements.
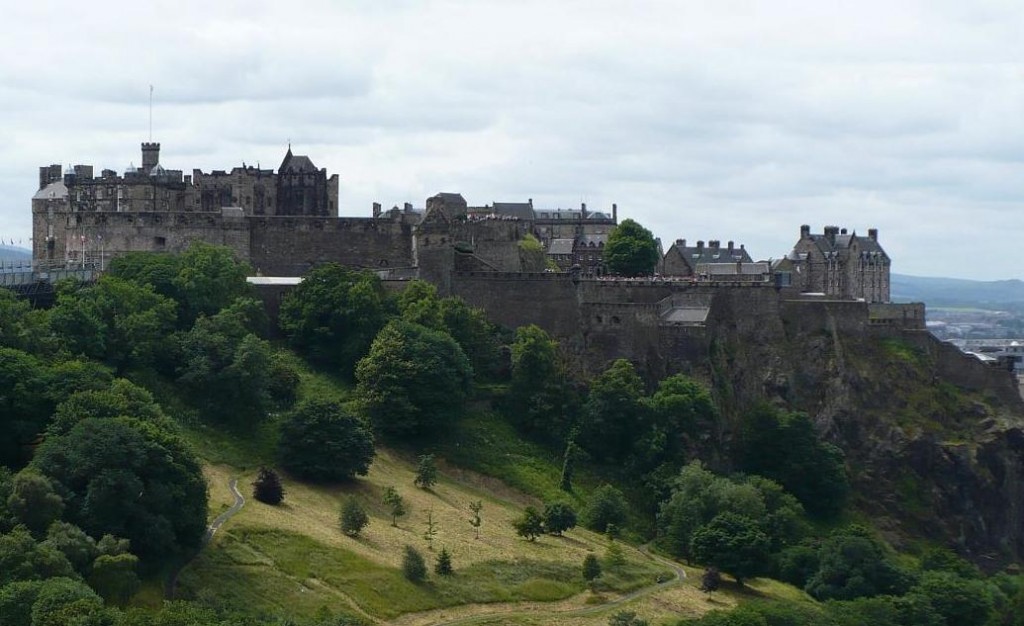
<box><xmin>32</xmin><ymin>143</ymin><xmax>913</xmax><ymax>375</ymax></box>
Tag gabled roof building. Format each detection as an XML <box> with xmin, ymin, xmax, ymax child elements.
<box><xmin>787</xmin><ymin>225</ymin><xmax>890</xmax><ymax>302</ymax></box>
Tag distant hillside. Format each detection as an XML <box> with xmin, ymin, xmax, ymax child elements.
<box><xmin>0</xmin><ymin>245</ymin><xmax>31</xmax><ymax>264</ymax></box>
<box><xmin>891</xmin><ymin>273</ymin><xmax>1024</xmax><ymax>307</ymax></box>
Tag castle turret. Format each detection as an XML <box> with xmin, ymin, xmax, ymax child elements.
<box><xmin>141</xmin><ymin>142</ymin><xmax>160</xmax><ymax>171</ymax></box>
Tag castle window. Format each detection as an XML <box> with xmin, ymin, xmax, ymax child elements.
<box><xmin>153</xmin><ymin>236</ymin><xmax>166</xmax><ymax>248</ymax></box>
<box><xmin>596</xmin><ymin>315</ymin><xmax>603</xmax><ymax>323</ymax></box>
<box><xmin>611</xmin><ymin>316</ymin><xmax>621</xmax><ymax>325</ymax></box>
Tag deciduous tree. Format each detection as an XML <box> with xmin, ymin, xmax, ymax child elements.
<box><xmin>339</xmin><ymin>498</ymin><xmax>369</xmax><ymax>537</ymax></box>
<box><xmin>279</xmin><ymin>400</ymin><xmax>375</xmax><ymax>482</ymax></box>
<box><xmin>603</xmin><ymin>219</ymin><xmax>659</xmax><ymax>277</ymax></box>
<box><xmin>279</xmin><ymin>264</ymin><xmax>393</xmax><ymax>377</ymax></box>
<box><xmin>356</xmin><ymin>321</ymin><xmax>473</xmax><ymax>439</ymax></box>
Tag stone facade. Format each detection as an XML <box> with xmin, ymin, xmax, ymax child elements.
<box><xmin>787</xmin><ymin>225</ymin><xmax>890</xmax><ymax>303</ymax></box>
<box><xmin>662</xmin><ymin>239</ymin><xmax>752</xmax><ymax>278</ymax></box>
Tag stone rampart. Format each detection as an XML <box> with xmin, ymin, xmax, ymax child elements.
<box><xmin>249</xmin><ymin>217</ymin><xmax>413</xmax><ymax>276</ymax></box>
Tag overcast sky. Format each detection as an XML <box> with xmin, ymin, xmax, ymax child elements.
<box><xmin>2</xmin><ymin>0</ymin><xmax>1022</xmax><ymax>279</ymax></box>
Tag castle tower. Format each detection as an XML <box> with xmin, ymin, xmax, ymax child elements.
<box><xmin>141</xmin><ymin>143</ymin><xmax>161</xmax><ymax>172</ymax></box>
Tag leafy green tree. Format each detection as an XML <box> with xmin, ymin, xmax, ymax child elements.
<box><xmin>49</xmin><ymin>378</ymin><xmax>169</xmax><ymax>437</ymax></box>
<box><xmin>339</xmin><ymin>498</ymin><xmax>369</xmax><ymax>537</ymax></box>
<box><xmin>0</xmin><ymin>349</ymin><xmax>56</xmax><ymax>468</ymax></box>
<box><xmin>87</xmin><ymin>553</ymin><xmax>140</xmax><ymax>605</ymax></box>
<box><xmin>775</xmin><ymin>543</ymin><xmax>820</xmax><ymax>588</ymax></box>
<box><xmin>582</xmin><ymin>553</ymin><xmax>602</xmax><ymax>583</ymax></box>
<box><xmin>469</xmin><ymin>500</ymin><xmax>483</xmax><ymax>539</ymax></box>
<box><xmin>107</xmin><ymin>251</ymin><xmax>183</xmax><ymax>301</ymax></box>
<box><xmin>583</xmin><ymin>485</ymin><xmax>629</xmax><ymax>534</ymax></box>
<box><xmin>7</xmin><ymin>472</ymin><xmax>64</xmax><ymax>536</ymax></box>
<box><xmin>0</xmin><ymin>527</ymin><xmax>76</xmax><ymax>586</ymax></box>
<box><xmin>434</xmin><ymin>546</ymin><xmax>454</xmax><ymax>576</ymax></box>
<box><xmin>543</xmin><ymin>502</ymin><xmax>578</xmax><ymax>535</ymax></box>
<box><xmin>177</xmin><ymin>303</ymin><xmax>275</xmax><ymax>424</ymax></box>
<box><xmin>805</xmin><ymin>525</ymin><xmax>912</xmax><ymax>601</ymax></box>
<box><xmin>31</xmin><ymin>417</ymin><xmax>207</xmax><ymax>567</ymax></box>
<box><xmin>356</xmin><ymin>321</ymin><xmax>473</xmax><ymax>439</ymax></box>
<box><xmin>41</xmin><ymin>522</ymin><xmax>97</xmax><ymax>575</ymax></box>
<box><xmin>604</xmin><ymin>219</ymin><xmax>659</xmax><ymax>277</ymax></box>
<box><xmin>691</xmin><ymin>512</ymin><xmax>771</xmax><ymax>586</ymax></box>
<box><xmin>513</xmin><ymin>507</ymin><xmax>545</xmax><ymax>541</ymax></box>
<box><xmin>381</xmin><ymin>487</ymin><xmax>406</xmax><ymax>527</ymax></box>
<box><xmin>252</xmin><ymin>467</ymin><xmax>285</xmax><ymax>505</ymax></box>
<box><xmin>913</xmin><ymin>571</ymin><xmax>994</xmax><ymax>626</ymax></box>
<box><xmin>279</xmin><ymin>264</ymin><xmax>393</xmax><ymax>376</ymax></box>
<box><xmin>0</xmin><ymin>579</ymin><xmax>44</xmax><ymax>626</ymax></box>
<box><xmin>919</xmin><ymin>546</ymin><xmax>979</xmax><ymax>578</ymax></box>
<box><xmin>422</xmin><ymin>510</ymin><xmax>439</xmax><ymax>549</ymax></box>
<box><xmin>0</xmin><ymin>288</ymin><xmax>53</xmax><ymax>355</ymax></box>
<box><xmin>579</xmin><ymin>359</ymin><xmax>648</xmax><ymax>461</ymax></box>
<box><xmin>414</xmin><ymin>454</ymin><xmax>438</xmax><ymax>489</ymax></box>
<box><xmin>49</xmin><ymin>276</ymin><xmax>177</xmax><ymax>373</ymax></box>
<box><xmin>508</xmin><ymin>325</ymin><xmax>577</xmax><ymax>442</ymax></box>
<box><xmin>398</xmin><ymin>282</ymin><xmax>501</xmax><ymax>380</ymax></box>
<box><xmin>173</xmin><ymin>242</ymin><xmax>254</xmax><ymax>325</ymax></box>
<box><xmin>560</xmin><ymin>440</ymin><xmax>578</xmax><ymax>493</ymax></box>
<box><xmin>700</xmin><ymin>567</ymin><xmax>722</xmax><ymax>592</ymax></box>
<box><xmin>279</xmin><ymin>400</ymin><xmax>375</xmax><ymax>482</ymax></box>
<box><xmin>656</xmin><ymin>462</ymin><xmax>775</xmax><ymax>563</ymax></box>
<box><xmin>637</xmin><ymin>374</ymin><xmax>718</xmax><ymax>476</ymax></box>
<box><xmin>738</xmin><ymin>405</ymin><xmax>848</xmax><ymax>518</ymax></box>
<box><xmin>29</xmin><ymin>577</ymin><xmax>104</xmax><ymax>626</ymax></box>
<box><xmin>402</xmin><ymin>545</ymin><xmax>427</xmax><ymax>582</ymax></box>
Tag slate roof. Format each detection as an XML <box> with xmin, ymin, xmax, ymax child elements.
<box><xmin>807</xmin><ymin>232</ymin><xmax>888</xmax><ymax>258</ymax></box>
<box><xmin>578</xmin><ymin>234</ymin><xmax>607</xmax><ymax>247</ymax></box>
<box><xmin>699</xmin><ymin>262</ymin><xmax>770</xmax><ymax>275</ymax></box>
<box><xmin>669</xmin><ymin>243</ymin><xmax>752</xmax><ymax>265</ymax></box>
<box><xmin>492</xmin><ymin>202</ymin><xmax>535</xmax><ymax>220</ymax></box>
<box><xmin>547</xmin><ymin>238</ymin><xmax>575</xmax><ymax>255</ymax></box>
<box><xmin>33</xmin><ymin>180</ymin><xmax>68</xmax><ymax>200</ymax></box>
<box><xmin>662</xmin><ymin>307</ymin><xmax>710</xmax><ymax>324</ymax></box>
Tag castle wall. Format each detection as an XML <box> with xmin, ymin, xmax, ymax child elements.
<box><xmin>249</xmin><ymin>217</ymin><xmax>414</xmax><ymax>276</ymax></box>
<box><xmin>33</xmin><ymin>206</ymin><xmax>251</xmax><ymax>265</ymax></box>
<box><xmin>450</xmin><ymin>272</ymin><xmax>583</xmax><ymax>339</ymax></box>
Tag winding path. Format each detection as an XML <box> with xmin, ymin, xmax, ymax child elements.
<box><xmin>165</xmin><ymin>478</ymin><xmax>246</xmax><ymax>599</ymax></box>
<box><xmin>206</xmin><ymin>478</ymin><xmax>246</xmax><ymax>543</ymax></box>
<box><xmin>398</xmin><ymin>542</ymin><xmax>687</xmax><ymax>626</ymax></box>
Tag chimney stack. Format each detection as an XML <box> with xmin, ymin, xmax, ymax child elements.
<box><xmin>372</xmin><ymin>202</ymin><xmax>382</xmax><ymax>218</ymax></box>
<box><xmin>800</xmin><ymin>224</ymin><xmax>811</xmax><ymax>238</ymax></box>
<box><xmin>868</xmin><ymin>228</ymin><xmax>878</xmax><ymax>241</ymax></box>
<box><xmin>727</xmin><ymin>240</ymin><xmax>734</xmax><ymax>252</ymax></box>
<box><xmin>528</xmin><ymin>198</ymin><xmax>533</xmax><ymax>207</ymax></box>
<box><xmin>697</xmin><ymin>240</ymin><xmax>704</xmax><ymax>251</ymax></box>
<box><xmin>612</xmin><ymin>203</ymin><xmax>618</xmax><ymax>222</ymax></box>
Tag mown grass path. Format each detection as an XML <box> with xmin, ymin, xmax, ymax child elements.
<box><xmin>392</xmin><ymin>543</ymin><xmax>687</xmax><ymax>626</ymax></box>
<box><xmin>165</xmin><ymin>477</ymin><xmax>246</xmax><ymax>599</ymax></box>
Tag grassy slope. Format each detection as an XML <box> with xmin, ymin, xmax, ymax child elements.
<box><xmin>167</xmin><ymin>355</ymin><xmax>807</xmax><ymax>624</ymax></box>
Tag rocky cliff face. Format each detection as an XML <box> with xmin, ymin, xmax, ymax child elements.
<box><xmin>700</xmin><ymin>294</ymin><xmax>1024</xmax><ymax>569</ymax></box>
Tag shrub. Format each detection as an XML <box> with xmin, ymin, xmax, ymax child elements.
<box><xmin>435</xmin><ymin>546</ymin><xmax>454</xmax><ymax>576</ymax></box>
<box><xmin>402</xmin><ymin>545</ymin><xmax>427</xmax><ymax>582</ymax></box>
<box><xmin>339</xmin><ymin>498</ymin><xmax>369</xmax><ymax>537</ymax></box>
<box><xmin>252</xmin><ymin>467</ymin><xmax>284</xmax><ymax>505</ymax></box>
